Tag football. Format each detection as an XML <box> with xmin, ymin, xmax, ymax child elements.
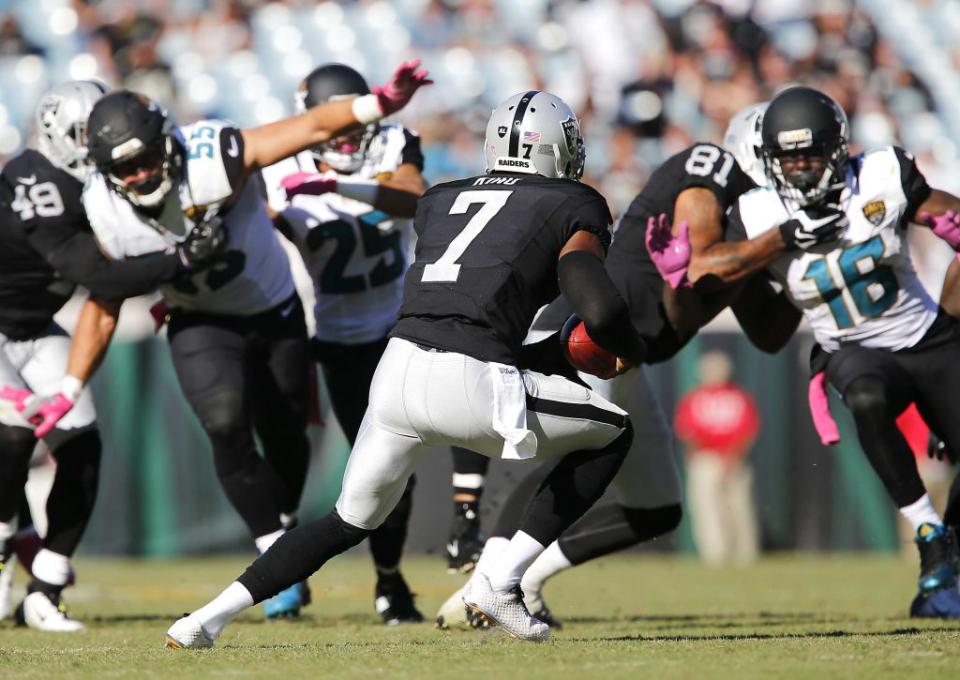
<box><xmin>560</xmin><ymin>314</ymin><xmax>618</xmax><ymax>378</ymax></box>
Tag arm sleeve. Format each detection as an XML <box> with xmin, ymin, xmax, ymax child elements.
<box><xmin>400</xmin><ymin>129</ymin><xmax>425</xmax><ymax>171</ymax></box>
<box><xmin>557</xmin><ymin>250</ymin><xmax>646</xmax><ymax>364</ymax></box>
<box><xmin>27</xmin><ymin>224</ymin><xmax>181</xmax><ymax>301</ymax></box>
<box><xmin>894</xmin><ymin>147</ymin><xmax>932</xmax><ymax>220</ymax></box>
<box><xmin>219</xmin><ymin>126</ymin><xmax>247</xmax><ymax>191</ymax></box>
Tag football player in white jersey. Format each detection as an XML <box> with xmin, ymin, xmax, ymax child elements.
<box><xmin>261</xmin><ymin>63</ymin><xmax>430</xmax><ymax>624</ymax></box>
<box><xmin>72</xmin><ymin>62</ymin><xmax>431</xmax><ymax>620</ymax></box>
<box><xmin>671</xmin><ymin>86</ymin><xmax>960</xmax><ymax>618</ymax></box>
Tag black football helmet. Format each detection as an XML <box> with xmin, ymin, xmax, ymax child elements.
<box><xmin>760</xmin><ymin>86</ymin><xmax>849</xmax><ymax>207</ymax></box>
<box><xmin>295</xmin><ymin>63</ymin><xmax>375</xmax><ymax>173</ymax></box>
<box><xmin>86</xmin><ymin>90</ymin><xmax>179</xmax><ymax>209</ymax></box>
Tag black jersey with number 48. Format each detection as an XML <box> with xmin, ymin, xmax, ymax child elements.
<box><xmin>393</xmin><ymin>173</ymin><xmax>613</xmax><ymax>364</ymax></box>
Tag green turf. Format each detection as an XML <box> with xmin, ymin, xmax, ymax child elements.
<box><xmin>2</xmin><ymin>554</ymin><xmax>959</xmax><ymax>679</ymax></box>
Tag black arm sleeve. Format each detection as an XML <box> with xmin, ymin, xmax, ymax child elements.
<box><xmin>894</xmin><ymin>146</ymin><xmax>932</xmax><ymax>220</ymax></box>
<box><xmin>29</xmin><ymin>226</ymin><xmax>181</xmax><ymax>301</ymax></box>
<box><xmin>558</xmin><ymin>250</ymin><xmax>646</xmax><ymax>364</ymax></box>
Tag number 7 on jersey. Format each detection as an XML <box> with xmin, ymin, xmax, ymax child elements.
<box><xmin>421</xmin><ymin>190</ymin><xmax>512</xmax><ymax>283</ymax></box>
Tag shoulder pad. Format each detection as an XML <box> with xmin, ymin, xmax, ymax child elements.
<box><xmin>180</xmin><ymin>120</ymin><xmax>241</xmax><ymax>207</ymax></box>
<box><xmin>738</xmin><ymin>186</ymin><xmax>788</xmax><ymax>239</ymax></box>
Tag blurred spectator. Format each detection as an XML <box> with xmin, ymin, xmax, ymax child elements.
<box><xmin>675</xmin><ymin>350</ymin><xmax>760</xmax><ymax>566</ymax></box>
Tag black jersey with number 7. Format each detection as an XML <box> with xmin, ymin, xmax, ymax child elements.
<box><xmin>392</xmin><ymin>173</ymin><xmax>612</xmax><ymax>364</ymax></box>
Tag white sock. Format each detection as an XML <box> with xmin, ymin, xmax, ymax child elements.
<box><xmin>482</xmin><ymin>531</ymin><xmax>545</xmax><ymax>593</ymax></box>
<box><xmin>520</xmin><ymin>541</ymin><xmax>572</xmax><ymax>596</ymax></box>
<box><xmin>31</xmin><ymin>549</ymin><xmax>71</xmax><ymax>587</ymax></box>
<box><xmin>193</xmin><ymin>581</ymin><xmax>255</xmax><ymax>638</ymax></box>
<box><xmin>474</xmin><ymin>536</ymin><xmax>509</xmax><ymax>575</ymax></box>
<box><xmin>255</xmin><ymin>528</ymin><xmax>285</xmax><ymax>554</ymax></box>
<box><xmin>899</xmin><ymin>494</ymin><xmax>942</xmax><ymax>531</ymax></box>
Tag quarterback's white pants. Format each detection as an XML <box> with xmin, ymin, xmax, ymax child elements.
<box><xmin>336</xmin><ymin>338</ymin><xmax>629</xmax><ymax>529</ymax></box>
<box><xmin>580</xmin><ymin>369</ymin><xmax>682</xmax><ymax>509</ymax></box>
<box><xmin>0</xmin><ymin>325</ymin><xmax>96</xmax><ymax>435</ymax></box>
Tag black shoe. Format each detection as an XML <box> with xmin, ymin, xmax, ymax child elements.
<box><xmin>375</xmin><ymin>574</ymin><xmax>424</xmax><ymax>625</ymax></box>
<box><xmin>446</xmin><ymin>503</ymin><xmax>484</xmax><ymax>574</ymax></box>
<box><xmin>916</xmin><ymin>523</ymin><xmax>957</xmax><ymax>594</ymax></box>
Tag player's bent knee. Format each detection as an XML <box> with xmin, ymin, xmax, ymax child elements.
<box><xmin>624</xmin><ymin>503</ymin><xmax>683</xmax><ymax>537</ymax></box>
<box><xmin>843</xmin><ymin>376</ymin><xmax>891</xmax><ymax>418</ymax></box>
<box><xmin>0</xmin><ymin>425</ymin><xmax>37</xmax><ymax>461</ymax></box>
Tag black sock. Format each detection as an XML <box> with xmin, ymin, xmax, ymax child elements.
<box><xmin>0</xmin><ymin>425</ymin><xmax>36</xmax><ymax>526</ymax></box>
<box><xmin>369</xmin><ymin>476</ymin><xmax>415</xmax><ymax>575</ymax></box>
<box><xmin>237</xmin><ymin>511</ymin><xmax>369</xmax><ymax>604</ymax></box>
<box><xmin>44</xmin><ymin>431</ymin><xmax>102</xmax><ymax>556</ymax></box>
<box><xmin>558</xmin><ymin>503</ymin><xmax>682</xmax><ymax>565</ymax></box>
<box><xmin>490</xmin><ymin>461</ymin><xmax>558</xmax><ymax>539</ymax></box>
<box><xmin>518</xmin><ymin>423</ymin><xmax>633</xmax><ymax>546</ymax></box>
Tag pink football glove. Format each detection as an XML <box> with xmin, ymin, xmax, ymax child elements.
<box><xmin>27</xmin><ymin>393</ymin><xmax>74</xmax><ymax>438</ymax></box>
<box><xmin>281</xmin><ymin>171</ymin><xmax>337</xmax><ymax>200</ymax></box>
<box><xmin>0</xmin><ymin>385</ymin><xmax>36</xmax><ymax>414</ymax></box>
<box><xmin>921</xmin><ymin>210</ymin><xmax>960</xmax><ymax>249</ymax></box>
<box><xmin>645</xmin><ymin>213</ymin><xmax>691</xmax><ymax>289</ymax></box>
<box><xmin>373</xmin><ymin>59</ymin><xmax>433</xmax><ymax>116</ymax></box>
<box><xmin>807</xmin><ymin>371</ymin><xmax>839</xmax><ymax>446</ymax></box>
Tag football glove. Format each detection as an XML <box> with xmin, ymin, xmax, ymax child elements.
<box><xmin>645</xmin><ymin>213</ymin><xmax>691</xmax><ymax>289</ymax></box>
<box><xmin>178</xmin><ymin>218</ymin><xmax>227</xmax><ymax>270</ymax></box>
<box><xmin>779</xmin><ymin>205</ymin><xmax>847</xmax><ymax>251</ymax></box>
<box><xmin>920</xmin><ymin>210</ymin><xmax>960</xmax><ymax>250</ymax></box>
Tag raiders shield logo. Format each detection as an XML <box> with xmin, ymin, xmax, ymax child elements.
<box><xmin>862</xmin><ymin>200</ymin><xmax>886</xmax><ymax>226</ymax></box>
<box><xmin>497</xmin><ymin>125</ymin><xmax>507</xmax><ymax>138</ymax></box>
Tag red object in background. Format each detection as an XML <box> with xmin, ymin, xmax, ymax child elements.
<box><xmin>896</xmin><ymin>402</ymin><xmax>929</xmax><ymax>460</ymax></box>
<box><xmin>674</xmin><ymin>383</ymin><xmax>760</xmax><ymax>459</ymax></box>
<box><xmin>561</xmin><ymin>317</ymin><xmax>617</xmax><ymax>379</ymax></box>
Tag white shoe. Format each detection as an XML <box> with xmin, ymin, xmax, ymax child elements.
<box><xmin>462</xmin><ymin>574</ymin><xmax>550</xmax><ymax>642</ymax></box>
<box><xmin>0</xmin><ymin>554</ymin><xmax>15</xmax><ymax>620</ymax></box>
<box><xmin>523</xmin><ymin>589</ymin><xmax>563</xmax><ymax>629</ymax></box>
<box><xmin>16</xmin><ymin>591</ymin><xmax>84</xmax><ymax>632</ymax></box>
<box><xmin>164</xmin><ymin>614</ymin><xmax>215</xmax><ymax>649</ymax></box>
<box><xmin>435</xmin><ymin>583</ymin><xmax>469</xmax><ymax>629</ymax></box>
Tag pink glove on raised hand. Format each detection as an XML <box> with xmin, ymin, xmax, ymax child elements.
<box><xmin>27</xmin><ymin>393</ymin><xmax>75</xmax><ymax>438</ymax></box>
<box><xmin>281</xmin><ymin>172</ymin><xmax>337</xmax><ymax>200</ymax></box>
<box><xmin>921</xmin><ymin>210</ymin><xmax>960</xmax><ymax>249</ymax></box>
<box><xmin>645</xmin><ymin>213</ymin><xmax>691</xmax><ymax>289</ymax></box>
<box><xmin>372</xmin><ymin>59</ymin><xmax>433</xmax><ymax>117</ymax></box>
<box><xmin>807</xmin><ymin>371</ymin><xmax>840</xmax><ymax>446</ymax></box>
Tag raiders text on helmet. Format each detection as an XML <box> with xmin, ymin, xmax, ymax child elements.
<box><xmin>484</xmin><ymin>91</ymin><xmax>586</xmax><ymax>180</ymax></box>
<box><xmin>760</xmin><ymin>86</ymin><xmax>849</xmax><ymax>207</ymax></box>
<box><xmin>723</xmin><ymin>102</ymin><xmax>768</xmax><ymax>187</ymax></box>
<box><xmin>296</xmin><ymin>63</ymin><xmax>375</xmax><ymax>173</ymax></box>
<box><xmin>86</xmin><ymin>90</ymin><xmax>179</xmax><ymax>209</ymax></box>
<box><xmin>35</xmin><ymin>80</ymin><xmax>109</xmax><ymax>183</ymax></box>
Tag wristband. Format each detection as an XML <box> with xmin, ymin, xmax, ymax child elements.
<box><xmin>60</xmin><ymin>375</ymin><xmax>84</xmax><ymax>403</ymax></box>
<box><xmin>351</xmin><ymin>94</ymin><xmax>384</xmax><ymax>125</ymax></box>
<box><xmin>336</xmin><ymin>177</ymin><xmax>379</xmax><ymax>205</ymax></box>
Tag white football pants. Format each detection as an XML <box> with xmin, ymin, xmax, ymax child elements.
<box><xmin>336</xmin><ymin>338</ymin><xmax>629</xmax><ymax>529</ymax></box>
<box><xmin>0</xmin><ymin>325</ymin><xmax>96</xmax><ymax>435</ymax></box>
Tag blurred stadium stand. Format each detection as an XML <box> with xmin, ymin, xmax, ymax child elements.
<box><xmin>3</xmin><ymin>0</ymin><xmax>958</xmax><ymax>556</ymax></box>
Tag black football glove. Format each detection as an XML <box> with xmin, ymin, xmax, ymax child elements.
<box><xmin>779</xmin><ymin>204</ymin><xmax>847</xmax><ymax>251</ymax></box>
<box><xmin>927</xmin><ymin>433</ymin><xmax>956</xmax><ymax>464</ymax></box>
<box><xmin>177</xmin><ymin>218</ymin><xmax>227</xmax><ymax>269</ymax></box>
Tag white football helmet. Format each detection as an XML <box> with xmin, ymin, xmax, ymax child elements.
<box><xmin>723</xmin><ymin>102</ymin><xmax>768</xmax><ymax>187</ymax></box>
<box><xmin>483</xmin><ymin>91</ymin><xmax>585</xmax><ymax>180</ymax></box>
<box><xmin>34</xmin><ymin>80</ymin><xmax>110</xmax><ymax>183</ymax></box>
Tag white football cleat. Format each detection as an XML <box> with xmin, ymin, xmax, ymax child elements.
<box><xmin>16</xmin><ymin>591</ymin><xmax>84</xmax><ymax>632</ymax></box>
<box><xmin>164</xmin><ymin>614</ymin><xmax>215</xmax><ymax>649</ymax></box>
<box><xmin>435</xmin><ymin>583</ymin><xmax>469</xmax><ymax>629</ymax></box>
<box><xmin>462</xmin><ymin>574</ymin><xmax>550</xmax><ymax>642</ymax></box>
<box><xmin>0</xmin><ymin>554</ymin><xmax>15</xmax><ymax>620</ymax></box>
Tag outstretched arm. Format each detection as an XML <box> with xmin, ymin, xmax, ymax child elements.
<box><xmin>241</xmin><ymin>60</ymin><xmax>431</xmax><ymax>174</ymax></box>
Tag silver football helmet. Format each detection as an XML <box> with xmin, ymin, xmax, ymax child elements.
<box><xmin>483</xmin><ymin>91</ymin><xmax>585</xmax><ymax>180</ymax></box>
<box><xmin>34</xmin><ymin>80</ymin><xmax>110</xmax><ymax>183</ymax></box>
<box><xmin>723</xmin><ymin>102</ymin><xmax>768</xmax><ymax>187</ymax></box>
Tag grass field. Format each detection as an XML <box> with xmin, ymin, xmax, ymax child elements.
<box><xmin>2</xmin><ymin>553</ymin><xmax>959</xmax><ymax>679</ymax></box>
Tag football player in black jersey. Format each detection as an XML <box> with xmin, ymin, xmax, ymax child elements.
<box><xmin>434</xmin><ymin>102</ymin><xmax>832</xmax><ymax>628</ymax></box>
<box><xmin>0</xmin><ymin>81</ymin><xmax>225</xmax><ymax>632</ymax></box>
<box><xmin>667</xmin><ymin>86</ymin><xmax>960</xmax><ymax>619</ymax></box>
<box><xmin>165</xmin><ymin>90</ymin><xmax>646</xmax><ymax>647</ymax></box>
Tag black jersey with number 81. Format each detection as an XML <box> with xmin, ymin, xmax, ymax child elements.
<box><xmin>393</xmin><ymin>173</ymin><xmax>612</xmax><ymax>364</ymax></box>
